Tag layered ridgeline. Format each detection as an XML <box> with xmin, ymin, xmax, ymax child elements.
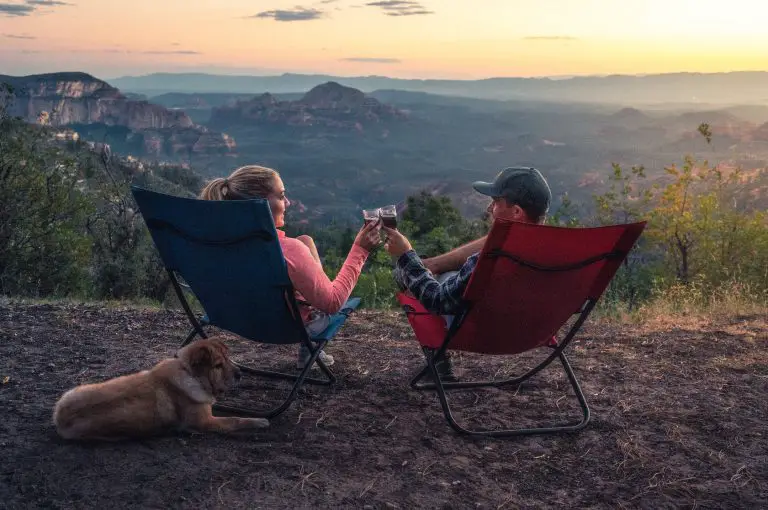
<box><xmin>111</xmin><ymin>71</ymin><xmax>768</xmax><ymax>105</ymax></box>
<box><xmin>0</xmin><ymin>72</ymin><xmax>236</xmax><ymax>158</ymax></box>
<box><xmin>4</xmin><ymin>73</ymin><xmax>768</xmax><ymax>223</ymax></box>
<box><xmin>208</xmin><ymin>81</ymin><xmax>407</xmax><ymax>130</ymax></box>
<box><xmin>2</xmin><ymin>72</ymin><xmax>767</xmax><ymax>313</ymax></box>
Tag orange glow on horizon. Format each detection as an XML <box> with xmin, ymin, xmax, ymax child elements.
<box><xmin>1</xmin><ymin>0</ymin><xmax>767</xmax><ymax>79</ymax></box>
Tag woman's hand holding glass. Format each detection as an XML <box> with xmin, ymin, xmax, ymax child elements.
<box><xmin>354</xmin><ymin>218</ymin><xmax>383</xmax><ymax>252</ymax></box>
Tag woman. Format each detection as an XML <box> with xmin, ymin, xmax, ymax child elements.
<box><xmin>200</xmin><ymin>165</ymin><xmax>381</xmax><ymax>368</ymax></box>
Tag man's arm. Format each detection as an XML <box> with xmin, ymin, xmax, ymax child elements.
<box><xmin>395</xmin><ymin>250</ymin><xmax>478</xmax><ymax>315</ymax></box>
<box><xmin>423</xmin><ymin>236</ymin><xmax>487</xmax><ymax>274</ymax></box>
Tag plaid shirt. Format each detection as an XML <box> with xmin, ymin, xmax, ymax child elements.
<box><xmin>393</xmin><ymin>250</ymin><xmax>480</xmax><ymax>314</ymax></box>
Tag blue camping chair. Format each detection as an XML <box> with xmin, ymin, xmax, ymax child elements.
<box><xmin>131</xmin><ymin>186</ymin><xmax>360</xmax><ymax>418</ymax></box>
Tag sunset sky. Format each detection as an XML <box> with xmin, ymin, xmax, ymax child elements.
<box><xmin>1</xmin><ymin>0</ymin><xmax>767</xmax><ymax>80</ymax></box>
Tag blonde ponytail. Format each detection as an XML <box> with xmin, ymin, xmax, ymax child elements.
<box><xmin>200</xmin><ymin>165</ymin><xmax>279</xmax><ymax>201</ymax></box>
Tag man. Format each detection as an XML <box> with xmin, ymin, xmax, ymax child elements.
<box><xmin>383</xmin><ymin>167</ymin><xmax>552</xmax><ymax>379</ymax></box>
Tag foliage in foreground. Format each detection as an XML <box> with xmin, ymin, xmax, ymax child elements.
<box><xmin>2</xmin><ymin>89</ymin><xmax>767</xmax><ymax>320</ymax></box>
<box><xmin>0</xmin><ymin>89</ymin><xmax>202</xmax><ymax>300</ymax></box>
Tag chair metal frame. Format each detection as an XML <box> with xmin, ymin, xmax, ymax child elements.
<box><xmin>169</xmin><ymin>270</ymin><xmax>345</xmax><ymax>419</ymax></box>
<box><xmin>403</xmin><ymin>247</ymin><xmax>624</xmax><ymax>437</ymax></box>
<box><xmin>133</xmin><ymin>188</ymin><xmax>357</xmax><ymax>420</ymax></box>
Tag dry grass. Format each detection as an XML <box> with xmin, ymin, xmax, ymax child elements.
<box><xmin>595</xmin><ymin>280</ymin><xmax>768</xmax><ymax>327</ymax></box>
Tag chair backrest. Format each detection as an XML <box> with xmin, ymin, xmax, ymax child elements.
<box><xmin>448</xmin><ymin>219</ymin><xmax>646</xmax><ymax>355</ymax></box>
<box><xmin>131</xmin><ymin>186</ymin><xmax>306</xmax><ymax>344</ymax></box>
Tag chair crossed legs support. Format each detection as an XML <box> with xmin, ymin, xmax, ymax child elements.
<box><xmin>172</xmin><ymin>271</ymin><xmax>336</xmax><ymax>419</ymax></box>
<box><xmin>406</xmin><ymin>299</ymin><xmax>596</xmax><ymax>437</ymax></box>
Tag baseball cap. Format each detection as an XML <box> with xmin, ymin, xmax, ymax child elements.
<box><xmin>472</xmin><ymin>167</ymin><xmax>552</xmax><ymax>219</ymax></box>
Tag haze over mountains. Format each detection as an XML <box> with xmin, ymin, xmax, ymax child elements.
<box><xmin>3</xmin><ymin>71</ymin><xmax>768</xmax><ymax>222</ymax></box>
<box><xmin>110</xmin><ymin>71</ymin><xmax>768</xmax><ymax>106</ymax></box>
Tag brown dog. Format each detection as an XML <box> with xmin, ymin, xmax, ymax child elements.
<box><xmin>53</xmin><ymin>337</ymin><xmax>269</xmax><ymax>440</ymax></box>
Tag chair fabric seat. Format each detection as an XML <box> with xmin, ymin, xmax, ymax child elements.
<box><xmin>397</xmin><ymin>218</ymin><xmax>647</xmax><ymax>437</ymax></box>
<box><xmin>311</xmin><ymin>298</ymin><xmax>361</xmax><ymax>341</ymax></box>
<box><xmin>131</xmin><ymin>185</ymin><xmax>361</xmax><ymax>419</ymax></box>
<box><xmin>397</xmin><ymin>294</ymin><xmax>447</xmax><ymax>349</ymax></box>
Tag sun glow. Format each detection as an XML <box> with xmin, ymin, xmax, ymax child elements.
<box><xmin>1</xmin><ymin>0</ymin><xmax>767</xmax><ymax>78</ymax></box>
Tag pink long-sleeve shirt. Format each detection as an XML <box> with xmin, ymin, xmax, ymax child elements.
<box><xmin>277</xmin><ymin>230</ymin><xmax>369</xmax><ymax>322</ymax></box>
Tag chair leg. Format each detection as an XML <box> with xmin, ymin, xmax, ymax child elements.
<box><xmin>212</xmin><ymin>339</ymin><xmax>335</xmax><ymax>419</ymax></box>
<box><xmin>177</xmin><ymin>309</ymin><xmax>340</xmax><ymax>419</ymax></box>
<box><xmin>424</xmin><ymin>349</ymin><xmax>590</xmax><ymax>437</ymax></box>
<box><xmin>180</xmin><ymin>327</ymin><xmax>205</xmax><ymax>347</ymax></box>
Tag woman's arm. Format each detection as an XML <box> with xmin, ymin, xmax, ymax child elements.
<box><xmin>283</xmin><ymin>221</ymin><xmax>381</xmax><ymax>315</ymax></box>
<box><xmin>284</xmin><ymin>239</ymin><xmax>369</xmax><ymax>315</ymax></box>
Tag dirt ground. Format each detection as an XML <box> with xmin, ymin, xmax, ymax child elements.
<box><xmin>1</xmin><ymin>300</ymin><xmax>767</xmax><ymax>509</ymax></box>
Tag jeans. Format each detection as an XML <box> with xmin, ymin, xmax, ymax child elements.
<box><xmin>305</xmin><ymin>310</ymin><xmax>331</xmax><ymax>337</ymax></box>
<box><xmin>436</xmin><ymin>271</ymin><xmax>459</xmax><ymax>329</ymax></box>
<box><xmin>298</xmin><ymin>310</ymin><xmax>332</xmax><ymax>362</ymax></box>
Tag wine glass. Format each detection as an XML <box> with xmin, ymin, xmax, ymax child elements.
<box><xmin>379</xmin><ymin>204</ymin><xmax>397</xmax><ymax>229</ymax></box>
<box><xmin>362</xmin><ymin>208</ymin><xmax>381</xmax><ymax>226</ymax></box>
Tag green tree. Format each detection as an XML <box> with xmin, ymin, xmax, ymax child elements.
<box><xmin>547</xmin><ymin>192</ymin><xmax>581</xmax><ymax>227</ymax></box>
<box><xmin>649</xmin><ymin>156</ymin><xmax>768</xmax><ymax>289</ymax></box>
<box><xmin>84</xmin><ymin>149</ymin><xmax>170</xmax><ymax>300</ymax></box>
<box><xmin>0</xmin><ymin>90</ymin><xmax>93</xmax><ymax>296</ymax></box>
<box><xmin>591</xmin><ymin>163</ymin><xmax>655</xmax><ymax>312</ymax></box>
<box><xmin>593</xmin><ymin>163</ymin><xmax>654</xmax><ymax>226</ymax></box>
<box><xmin>401</xmin><ymin>191</ymin><xmax>463</xmax><ymax>237</ymax></box>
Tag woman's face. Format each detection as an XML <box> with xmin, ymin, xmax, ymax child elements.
<box><xmin>267</xmin><ymin>175</ymin><xmax>290</xmax><ymax>227</ymax></box>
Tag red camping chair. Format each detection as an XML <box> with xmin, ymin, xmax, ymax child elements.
<box><xmin>397</xmin><ymin>219</ymin><xmax>646</xmax><ymax>437</ymax></box>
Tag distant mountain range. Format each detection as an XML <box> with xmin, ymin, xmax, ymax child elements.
<box><xmin>0</xmin><ymin>72</ymin><xmax>236</xmax><ymax>158</ymax></box>
<box><xmin>3</xmin><ymin>71</ymin><xmax>768</xmax><ymax>222</ymax></box>
<box><xmin>208</xmin><ymin>82</ymin><xmax>407</xmax><ymax>132</ymax></box>
<box><xmin>110</xmin><ymin>71</ymin><xmax>768</xmax><ymax>106</ymax></box>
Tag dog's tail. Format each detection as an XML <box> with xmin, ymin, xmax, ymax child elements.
<box><xmin>52</xmin><ymin>388</ymin><xmax>84</xmax><ymax>439</ymax></box>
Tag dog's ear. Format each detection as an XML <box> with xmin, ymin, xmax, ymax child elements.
<box><xmin>189</xmin><ymin>344</ymin><xmax>213</xmax><ymax>373</ymax></box>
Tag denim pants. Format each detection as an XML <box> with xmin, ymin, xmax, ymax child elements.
<box><xmin>305</xmin><ymin>310</ymin><xmax>331</xmax><ymax>337</ymax></box>
<box><xmin>299</xmin><ymin>310</ymin><xmax>331</xmax><ymax>359</ymax></box>
<box><xmin>436</xmin><ymin>271</ymin><xmax>459</xmax><ymax>329</ymax></box>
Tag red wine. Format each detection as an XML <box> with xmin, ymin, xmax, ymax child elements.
<box><xmin>381</xmin><ymin>214</ymin><xmax>397</xmax><ymax>228</ymax></box>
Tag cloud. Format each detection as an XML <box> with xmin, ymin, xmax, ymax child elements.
<box><xmin>365</xmin><ymin>1</ymin><xmax>433</xmax><ymax>16</ymax></box>
<box><xmin>250</xmin><ymin>7</ymin><xmax>324</xmax><ymax>22</ymax></box>
<box><xmin>25</xmin><ymin>0</ymin><xmax>72</xmax><ymax>5</ymax></box>
<box><xmin>0</xmin><ymin>3</ymin><xmax>35</xmax><ymax>16</ymax></box>
<box><xmin>523</xmin><ymin>36</ymin><xmax>578</xmax><ymax>41</ymax></box>
<box><xmin>0</xmin><ymin>0</ymin><xmax>71</xmax><ymax>17</ymax></box>
<box><xmin>141</xmin><ymin>50</ymin><xmax>201</xmax><ymax>55</ymax></box>
<box><xmin>3</xmin><ymin>33</ymin><xmax>36</xmax><ymax>39</ymax></box>
<box><xmin>341</xmin><ymin>57</ymin><xmax>401</xmax><ymax>63</ymax></box>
